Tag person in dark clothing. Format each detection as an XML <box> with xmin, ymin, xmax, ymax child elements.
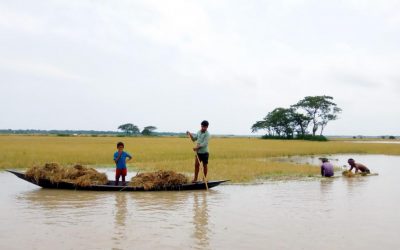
<box><xmin>186</xmin><ymin>120</ymin><xmax>210</xmax><ymax>183</ymax></box>
<box><xmin>348</xmin><ymin>158</ymin><xmax>370</xmax><ymax>174</ymax></box>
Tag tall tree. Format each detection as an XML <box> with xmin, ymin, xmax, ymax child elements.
<box><xmin>318</xmin><ymin>106</ymin><xmax>342</xmax><ymax>136</ymax></box>
<box><xmin>288</xmin><ymin>108</ymin><xmax>312</xmax><ymax>136</ymax></box>
<box><xmin>141</xmin><ymin>126</ymin><xmax>157</xmax><ymax>136</ymax></box>
<box><xmin>251</xmin><ymin>108</ymin><xmax>294</xmax><ymax>138</ymax></box>
<box><xmin>118</xmin><ymin>123</ymin><xmax>140</xmax><ymax>135</ymax></box>
<box><xmin>292</xmin><ymin>96</ymin><xmax>341</xmax><ymax>136</ymax></box>
<box><xmin>251</xmin><ymin>120</ymin><xmax>268</xmax><ymax>133</ymax></box>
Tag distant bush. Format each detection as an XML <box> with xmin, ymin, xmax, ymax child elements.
<box><xmin>296</xmin><ymin>135</ymin><xmax>328</xmax><ymax>141</ymax></box>
<box><xmin>261</xmin><ymin>135</ymin><xmax>328</xmax><ymax>141</ymax></box>
<box><xmin>389</xmin><ymin>136</ymin><xmax>396</xmax><ymax>139</ymax></box>
<box><xmin>57</xmin><ymin>134</ymin><xmax>70</xmax><ymax>137</ymax></box>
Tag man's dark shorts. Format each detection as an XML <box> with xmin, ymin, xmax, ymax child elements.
<box><xmin>197</xmin><ymin>153</ymin><xmax>209</xmax><ymax>164</ymax></box>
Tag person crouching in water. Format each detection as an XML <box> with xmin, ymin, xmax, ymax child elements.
<box><xmin>348</xmin><ymin>158</ymin><xmax>370</xmax><ymax>174</ymax></box>
<box><xmin>321</xmin><ymin>158</ymin><xmax>334</xmax><ymax>177</ymax></box>
<box><xmin>187</xmin><ymin>120</ymin><xmax>210</xmax><ymax>183</ymax></box>
<box><xmin>113</xmin><ymin>142</ymin><xmax>132</xmax><ymax>186</ymax></box>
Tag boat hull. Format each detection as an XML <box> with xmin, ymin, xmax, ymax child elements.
<box><xmin>6</xmin><ymin>170</ymin><xmax>228</xmax><ymax>191</ymax></box>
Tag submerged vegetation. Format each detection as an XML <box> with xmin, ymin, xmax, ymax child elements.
<box><xmin>342</xmin><ymin>170</ymin><xmax>355</xmax><ymax>177</ymax></box>
<box><xmin>342</xmin><ymin>170</ymin><xmax>370</xmax><ymax>177</ymax></box>
<box><xmin>1</xmin><ymin>135</ymin><xmax>400</xmax><ymax>182</ymax></box>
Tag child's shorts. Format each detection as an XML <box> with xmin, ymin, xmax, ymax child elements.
<box><xmin>116</xmin><ymin>168</ymin><xmax>127</xmax><ymax>177</ymax></box>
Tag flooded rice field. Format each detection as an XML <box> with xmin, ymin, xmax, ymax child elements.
<box><xmin>1</xmin><ymin>154</ymin><xmax>400</xmax><ymax>250</ymax></box>
<box><xmin>347</xmin><ymin>140</ymin><xmax>400</xmax><ymax>144</ymax></box>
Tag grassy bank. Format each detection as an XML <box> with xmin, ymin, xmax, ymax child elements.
<box><xmin>1</xmin><ymin>135</ymin><xmax>400</xmax><ymax>182</ymax></box>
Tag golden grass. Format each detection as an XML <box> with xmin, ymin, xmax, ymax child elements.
<box><xmin>1</xmin><ymin>135</ymin><xmax>400</xmax><ymax>182</ymax></box>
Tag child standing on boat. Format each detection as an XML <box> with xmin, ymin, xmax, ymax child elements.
<box><xmin>114</xmin><ymin>142</ymin><xmax>132</xmax><ymax>186</ymax></box>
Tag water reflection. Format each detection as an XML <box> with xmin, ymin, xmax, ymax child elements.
<box><xmin>17</xmin><ymin>189</ymin><xmax>104</xmax><ymax>211</ymax></box>
<box><xmin>112</xmin><ymin>193</ymin><xmax>128</xmax><ymax>250</ymax></box>
<box><xmin>192</xmin><ymin>191</ymin><xmax>210</xmax><ymax>250</ymax></box>
<box><xmin>16</xmin><ymin>189</ymin><xmax>110</xmax><ymax>227</ymax></box>
<box><xmin>343</xmin><ymin>177</ymin><xmax>369</xmax><ymax>196</ymax></box>
<box><xmin>319</xmin><ymin>178</ymin><xmax>334</xmax><ymax>196</ymax></box>
<box><xmin>115</xmin><ymin>194</ymin><xmax>128</xmax><ymax>227</ymax></box>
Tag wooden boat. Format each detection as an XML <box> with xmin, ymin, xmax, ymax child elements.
<box><xmin>7</xmin><ymin>170</ymin><xmax>228</xmax><ymax>191</ymax></box>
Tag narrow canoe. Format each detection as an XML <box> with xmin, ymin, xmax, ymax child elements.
<box><xmin>6</xmin><ymin>170</ymin><xmax>229</xmax><ymax>192</ymax></box>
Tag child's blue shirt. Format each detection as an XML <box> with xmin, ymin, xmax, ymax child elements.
<box><xmin>114</xmin><ymin>151</ymin><xmax>132</xmax><ymax>169</ymax></box>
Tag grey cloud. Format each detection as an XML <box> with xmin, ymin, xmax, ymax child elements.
<box><xmin>0</xmin><ymin>0</ymin><xmax>399</xmax><ymax>135</ymax></box>
<box><xmin>333</xmin><ymin>72</ymin><xmax>379</xmax><ymax>88</ymax></box>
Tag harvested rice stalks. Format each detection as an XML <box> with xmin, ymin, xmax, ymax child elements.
<box><xmin>130</xmin><ymin>170</ymin><xmax>188</xmax><ymax>190</ymax></box>
<box><xmin>342</xmin><ymin>170</ymin><xmax>355</xmax><ymax>177</ymax></box>
<box><xmin>25</xmin><ymin>163</ymin><xmax>64</xmax><ymax>183</ymax></box>
<box><xmin>25</xmin><ymin>163</ymin><xmax>108</xmax><ymax>187</ymax></box>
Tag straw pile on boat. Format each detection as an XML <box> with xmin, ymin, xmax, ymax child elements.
<box><xmin>25</xmin><ymin>163</ymin><xmax>108</xmax><ymax>187</ymax></box>
<box><xmin>130</xmin><ymin>170</ymin><xmax>188</xmax><ymax>190</ymax></box>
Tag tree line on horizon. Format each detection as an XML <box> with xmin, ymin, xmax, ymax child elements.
<box><xmin>117</xmin><ymin>124</ymin><xmax>158</xmax><ymax>136</ymax></box>
<box><xmin>251</xmin><ymin>95</ymin><xmax>342</xmax><ymax>139</ymax></box>
<box><xmin>0</xmin><ymin>128</ymin><xmax>185</xmax><ymax>137</ymax></box>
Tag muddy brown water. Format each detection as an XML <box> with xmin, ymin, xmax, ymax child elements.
<box><xmin>1</xmin><ymin>154</ymin><xmax>400</xmax><ymax>250</ymax></box>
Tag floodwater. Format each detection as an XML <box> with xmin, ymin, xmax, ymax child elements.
<box><xmin>1</xmin><ymin>154</ymin><xmax>400</xmax><ymax>250</ymax></box>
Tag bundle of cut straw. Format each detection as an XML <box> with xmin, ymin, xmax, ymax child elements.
<box><xmin>25</xmin><ymin>163</ymin><xmax>108</xmax><ymax>187</ymax></box>
<box><xmin>130</xmin><ymin>170</ymin><xmax>188</xmax><ymax>190</ymax></box>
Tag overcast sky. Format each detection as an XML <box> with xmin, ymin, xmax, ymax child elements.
<box><xmin>0</xmin><ymin>0</ymin><xmax>399</xmax><ymax>135</ymax></box>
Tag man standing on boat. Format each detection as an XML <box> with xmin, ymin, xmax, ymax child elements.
<box><xmin>320</xmin><ymin>158</ymin><xmax>334</xmax><ymax>177</ymax></box>
<box><xmin>348</xmin><ymin>158</ymin><xmax>370</xmax><ymax>174</ymax></box>
<box><xmin>187</xmin><ymin>120</ymin><xmax>210</xmax><ymax>183</ymax></box>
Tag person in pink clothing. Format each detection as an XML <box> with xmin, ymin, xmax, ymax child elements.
<box><xmin>320</xmin><ymin>158</ymin><xmax>334</xmax><ymax>177</ymax></box>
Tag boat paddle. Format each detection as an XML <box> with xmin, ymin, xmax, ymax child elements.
<box><xmin>187</xmin><ymin>133</ymin><xmax>209</xmax><ymax>190</ymax></box>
